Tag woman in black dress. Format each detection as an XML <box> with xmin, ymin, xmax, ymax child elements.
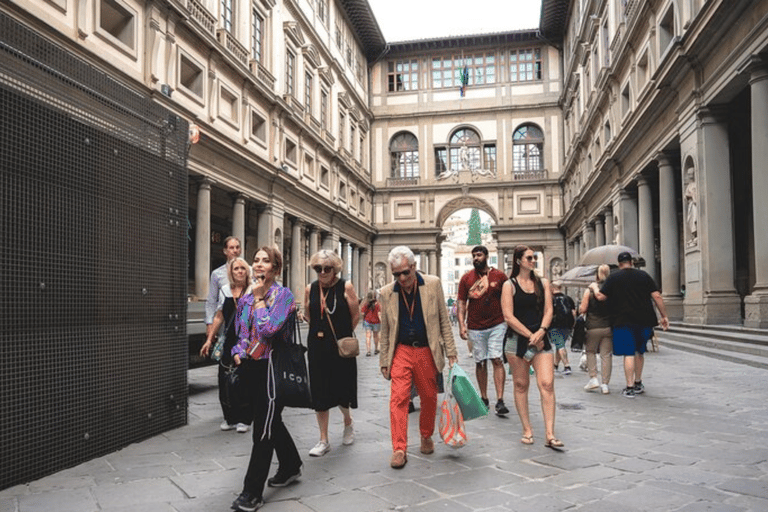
<box><xmin>200</xmin><ymin>257</ymin><xmax>253</xmax><ymax>433</ymax></box>
<box><xmin>303</xmin><ymin>249</ymin><xmax>360</xmax><ymax>457</ymax></box>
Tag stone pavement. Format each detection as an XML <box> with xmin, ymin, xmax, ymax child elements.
<box><xmin>2</xmin><ymin>325</ymin><xmax>768</xmax><ymax>512</ymax></box>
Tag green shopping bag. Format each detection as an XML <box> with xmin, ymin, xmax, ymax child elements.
<box><xmin>449</xmin><ymin>363</ymin><xmax>488</xmax><ymax>421</ymax></box>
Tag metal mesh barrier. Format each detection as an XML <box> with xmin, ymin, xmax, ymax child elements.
<box><xmin>0</xmin><ymin>12</ymin><xmax>188</xmax><ymax>489</ymax></box>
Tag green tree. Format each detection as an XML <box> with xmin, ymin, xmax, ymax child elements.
<box><xmin>466</xmin><ymin>208</ymin><xmax>482</xmax><ymax>245</ymax></box>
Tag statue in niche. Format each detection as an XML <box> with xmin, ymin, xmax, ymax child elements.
<box><xmin>613</xmin><ymin>212</ymin><xmax>620</xmax><ymax>245</ymax></box>
<box><xmin>374</xmin><ymin>262</ymin><xmax>387</xmax><ymax>290</ymax></box>
<box><xmin>684</xmin><ymin>167</ymin><xmax>698</xmax><ymax>244</ymax></box>
<box><xmin>550</xmin><ymin>258</ymin><xmax>563</xmax><ymax>281</ymax></box>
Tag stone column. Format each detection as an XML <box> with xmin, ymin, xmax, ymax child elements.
<box><xmin>697</xmin><ymin>107</ymin><xmax>740</xmax><ymax>323</ymax></box>
<box><xmin>257</xmin><ymin>207</ymin><xmax>271</xmax><ymax>249</ymax></box>
<box><xmin>232</xmin><ymin>194</ymin><xmax>246</xmax><ymax>251</ymax></box>
<box><xmin>603</xmin><ymin>208</ymin><xmax>614</xmax><ymax>245</ymax></box>
<box><xmin>574</xmin><ymin>236</ymin><xmax>581</xmax><ymax>265</ymax></box>
<box><xmin>360</xmin><ymin>248</ymin><xmax>370</xmax><ymax>297</ymax></box>
<box><xmin>746</xmin><ymin>63</ymin><xmax>768</xmax><ymax>327</ymax></box>
<box><xmin>657</xmin><ymin>154</ymin><xmax>682</xmax><ymax>318</ymax></box>
<box><xmin>595</xmin><ymin>217</ymin><xmax>605</xmax><ymax>247</ymax></box>
<box><xmin>497</xmin><ymin>247</ymin><xmax>506</xmax><ymax>273</ymax></box>
<box><xmin>637</xmin><ymin>176</ymin><xmax>656</xmax><ymax>283</ymax></box>
<box><xmin>615</xmin><ymin>189</ymin><xmax>639</xmax><ymax>250</ymax></box>
<box><xmin>290</xmin><ymin>219</ymin><xmax>303</xmax><ymax>306</ymax></box>
<box><xmin>194</xmin><ymin>178</ymin><xmax>211</xmax><ymax>299</ymax></box>
<box><xmin>428</xmin><ymin>250</ymin><xmax>437</xmax><ymax>277</ymax></box>
<box><xmin>307</xmin><ymin>226</ymin><xmax>319</xmax><ymax>284</ymax></box>
<box><xmin>352</xmin><ymin>245</ymin><xmax>360</xmax><ymax>293</ymax></box>
<box><xmin>584</xmin><ymin>222</ymin><xmax>596</xmax><ymax>251</ymax></box>
<box><xmin>341</xmin><ymin>240</ymin><xmax>351</xmax><ymax>278</ymax></box>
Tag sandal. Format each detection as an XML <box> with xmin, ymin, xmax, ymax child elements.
<box><xmin>520</xmin><ymin>434</ymin><xmax>534</xmax><ymax>445</ymax></box>
<box><xmin>545</xmin><ymin>438</ymin><xmax>565</xmax><ymax>450</ymax></box>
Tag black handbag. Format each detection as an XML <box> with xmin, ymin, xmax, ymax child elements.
<box><xmin>268</xmin><ymin>312</ymin><xmax>312</xmax><ymax>409</ymax></box>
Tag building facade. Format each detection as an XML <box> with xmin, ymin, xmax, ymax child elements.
<box><xmin>558</xmin><ymin>0</ymin><xmax>768</xmax><ymax>327</ymax></box>
<box><xmin>369</xmin><ymin>31</ymin><xmax>566</xmax><ymax>289</ymax></box>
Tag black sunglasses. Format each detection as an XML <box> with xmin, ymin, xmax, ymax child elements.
<box><xmin>524</xmin><ymin>255</ymin><xmax>537</xmax><ymax>261</ymax></box>
<box><xmin>392</xmin><ymin>269</ymin><xmax>411</xmax><ymax>278</ymax></box>
<box><xmin>313</xmin><ymin>265</ymin><xmax>334</xmax><ymax>274</ymax></box>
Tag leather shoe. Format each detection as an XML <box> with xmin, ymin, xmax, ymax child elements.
<box><xmin>420</xmin><ymin>437</ymin><xmax>434</xmax><ymax>454</ymax></box>
<box><xmin>390</xmin><ymin>450</ymin><xmax>407</xmax><ymax>469</ymax></box>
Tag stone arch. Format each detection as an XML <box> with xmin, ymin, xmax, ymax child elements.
<box><xmin>436</xmin><ymin>195</ymin><xmax>498</xmax><ymax>228</ymax></box>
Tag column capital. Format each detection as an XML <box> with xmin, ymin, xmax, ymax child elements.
<box><xmin>737</xmin><ymin>54</ymin><xmax>768</xmax><ymax>80</ymax></box>
<box><xmin>636</xmin><ymin>174</ymin><xmax>650</xmax><ymax>188</ymax></box>
<box><xmin>655</xmin><ymin>152</ymin><xmax>673</xmax><ymax>168</ymax></box>
<box><xmin>697</xmin><ymin>105</ymin><xmax>730</xmax><ymax>125</ymax></box>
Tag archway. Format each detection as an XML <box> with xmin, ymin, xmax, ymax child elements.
<box><xmin>437</xmin><ymin>196</ymin><xmax>499</xmax><ymax>301</ymax></box>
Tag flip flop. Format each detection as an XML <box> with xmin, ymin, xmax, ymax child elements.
<box><xmin>545</xmin><ymin>438</ymin><xmax>565</xmax><ymax>450</ymax></box>
<box><xmin>520</xmin><ymin>434</ymin><xmax>534</xmax><ymax>445</ymax></box>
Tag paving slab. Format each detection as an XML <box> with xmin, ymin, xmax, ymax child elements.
<box><xmin>2</xmin><ymin>324</ymin><xmax>768</xmax><ymax>511</ymax></box>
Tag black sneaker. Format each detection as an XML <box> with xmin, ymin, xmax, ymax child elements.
<box><xmin>621</xmin><ymin>387</ymin><xmax>636</xmax><ymax>398</ymax></box>
<box><xmin>495</xmin><ymin>399</ymin><xmax>509</xmax><ymax>416</ymax></box>
<box><xmin>231</xmin><ymin>492</ymin><xmax>264</xmax><ymax>511</ymax></box>
<box><xmin>481</xmin><ymin>397</ymin><xmax>490</xmax><ymax>408</ymax></box>
<box><xmin>633</xmin><ymin>381</ymin><xmax>645</xmax><ymax>394</ymax></box>
<box><xmin>267</xmin><ymin>466</ymin><xmax>301</xmax><ymax>487</ymax></box>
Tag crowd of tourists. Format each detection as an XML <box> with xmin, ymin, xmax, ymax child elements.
<box><xmin>200</xmin><ymin>238</ymin><xmax>668</xmax><ymax>511</ymax></box>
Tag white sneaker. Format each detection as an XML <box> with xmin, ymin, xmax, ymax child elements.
<box><xmin>236</xmin><ymin>423</ymin><xmax>250</xmax><ymax>433</ymax></box>
<box><xmin>600</xmin><ymin>384</ymin><xmax>610</xmax><ymax>394</ymax></box>
<box><xmin>309</xmin><ymin>440</ymin><xmax>331</xmax><ymax>457</ymax></box>
<box><xmin>584</xmin><ymin>377</ymin><xmax>600</xmax><ymax>391</ymax></box>
<box><xmin>220</xmin><ymin>421</ymin><xmax>235</xmax><ymax>431</ymax></box>
<box><xmin>342</xmin><ymin>422</ymin><xmax>355</xmax><ymax>445</ymax></box>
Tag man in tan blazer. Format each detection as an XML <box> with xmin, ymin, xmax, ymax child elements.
<box><xmin>379</xmin><ymin>246</ymin><xmax>458</xmax><ymax>468</ymax></box>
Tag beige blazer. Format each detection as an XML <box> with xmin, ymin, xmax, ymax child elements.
<box><xmin>378</xmin><ymin>273</ymin><xmax>457</xmax><ymax>373</ymax></box>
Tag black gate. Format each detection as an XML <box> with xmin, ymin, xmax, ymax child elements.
<box><xmin>0</xmin><ymin>12</ymin><xmax>188</xmax><ymax>489</ymax></box>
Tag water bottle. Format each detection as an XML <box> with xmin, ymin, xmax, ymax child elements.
<box><xmin>523</xmin><ymin>345</ymin><xmax>538</xmax><ymax>362</ymax></box>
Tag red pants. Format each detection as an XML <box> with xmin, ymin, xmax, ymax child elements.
<box><xmin>389</xmin><ymin>344</ymin><xmax>438</xmax><ymax>452</ymax></box>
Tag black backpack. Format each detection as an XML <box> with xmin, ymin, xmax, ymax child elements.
<box><xmin>552</xmin><ymin>294</ymin><xmax>575</xmax><ymax>329</ymax></box>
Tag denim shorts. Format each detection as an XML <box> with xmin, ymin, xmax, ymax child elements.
<box><xmin>612</xmin><ymin>325</ymin><xmax>654</xmax><ymax>355</ymax></box>
<box><xmin>363</xmin><ymin>320</ymin><xmax>380</xmax><ymax>332</ymax></box>
<box><xmin>468</xmin><ymin>322</ymin><xmax>507</xmax><ymax>362</ymax></box>
<box><xmin>504</xmin><ymin>331</ymin><xmax>554</xmax><ymax>357</ymax></box>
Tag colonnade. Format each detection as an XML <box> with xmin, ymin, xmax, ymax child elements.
<box><xmin>191</xmin><ymin>179</ymin><xmax>372</xmax><ymax>307</ymax></box>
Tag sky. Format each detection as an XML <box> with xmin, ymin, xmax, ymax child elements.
<box><xmin>366</xmin><ymin>0</ymin><xmax>543</xmax><ymax>42</ymax></box>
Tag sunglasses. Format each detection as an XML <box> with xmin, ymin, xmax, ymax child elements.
<box><xmin>313</xmin><ymin>265</ymin><xmax>334</xmax><ymax>274</ymax></box>
<box><xmin>392</xmin><ymin>269</ymin><xmax>411</xmax><ymax>278</ymax></box>
<box><xmin>524</xmin><ymin>255</ymin><xmax>537</xmax><ymax>261</ymax></box>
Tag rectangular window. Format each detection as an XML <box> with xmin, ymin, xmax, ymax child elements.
<box><xmin>221</xmin><ymin>0</ymin><xmax>233</xmax><ymax>32</ymax></box>
<box><xmin>320</xmin><ymin>88</ymin><xmax>328</xmax><ymax>129</ymax></box>
<box><xmin>100</xmin><ymin>0</ymin><xmax>136</xmax><ymax>50</ymax></box>
<box><xmin>430</xmin><ymin>54</ymin><xmax>495</xmax><ymax>89</ymax></box>
<box><xmin>509</xmin><ymin>48</ymin><xmax>542</xmax><ymax>82</ymax></box>
<box><xmin>435</xmin><ymin>148</ymin><xmax>447</xmax><ymax>175</ymax></box>
<box><xmin>251</xmin><ymin>8</ymin><xmax>263</xmax><ymax>63</ymax></box>
<box><xmin>350</xmin><ymin>124</ymin><xmax>356</xmax><ymax>155</ymax></box>
<box><xmin>339</xmin><ymin>111</ymin><xmax>345</xmax><ymax>147</ymax></box>
<box><xmin>317</xmin><ymin>0</ymin><xmax>326</xmax><ymax>24</ymax></box>
<box><xmin>335</xmin><ymin>22</ymin><xmax>342</xmax><ymax>50</ymax></box>
<box><xmin>285</xmin><ymin>50</ymin><xmax>295</xmax><ymax>96</ymax></box>
<box><xmin>483</xmin><ymin>145</ymin><xmax>496</xmax><ymax>174</ymax></box>
<box><xmin>179</xmin><ymin>54</ymin><xmax>204</xmax><ymax>97</ymax></box>
<box><xmin>388</xmin><ymin>60</ymin><xmax>419</xmax><ymax>92</ymax></box>
<box><xmin>305</xmin><ymin>71</ymin><xmax>313</xmax><ymax>114</ymax></box>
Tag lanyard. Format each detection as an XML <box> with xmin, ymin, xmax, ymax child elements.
<box><xmin>399</xmin><ymin>280</ymin><xmax>419</xmax><ymax>321</ymax></box>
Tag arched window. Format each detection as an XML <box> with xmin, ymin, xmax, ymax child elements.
<box><xmin>390</xmin><ymin>132</ymin><xmax>419</xmax><ymax>178</ymax></box>
<box><xmin>513</xmin><ymin>124</ymin><xmax>544</xmax><ymax>172</ymax></box>
<box><xmin>435</xmin><ymin>127</ymin><xmax>496</xmax><ymax>176</ymax></box>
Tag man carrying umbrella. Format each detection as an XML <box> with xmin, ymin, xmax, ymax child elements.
<box><xmin>590</xmin><ymin>251</ymin><xmax>669</xmax><ymax>398</ymax></box>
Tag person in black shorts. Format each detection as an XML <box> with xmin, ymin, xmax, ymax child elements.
<box><xmin>591</xmin><ymin>252</ymin><xmax>669</xmax><ymax>398</ymax></box>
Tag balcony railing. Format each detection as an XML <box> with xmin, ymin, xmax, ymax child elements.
<box><xmin>513</xmin><ymin>169</ymin><xmax>548</xmax><ymax>181</ymax></box>
<box><xmin>387</xmin><ymin>176</ymin><xmax>420</xmax><ymax>187</ymax></box>
<box><xmin>186</xmin><ymin>0</ymin><xmax>215</xmax><ymax>36</ymax></box>
<box><xmin>217</xmin><ymin>29</ymin><xmax>248</xmax><ymax>66</ymax></box>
